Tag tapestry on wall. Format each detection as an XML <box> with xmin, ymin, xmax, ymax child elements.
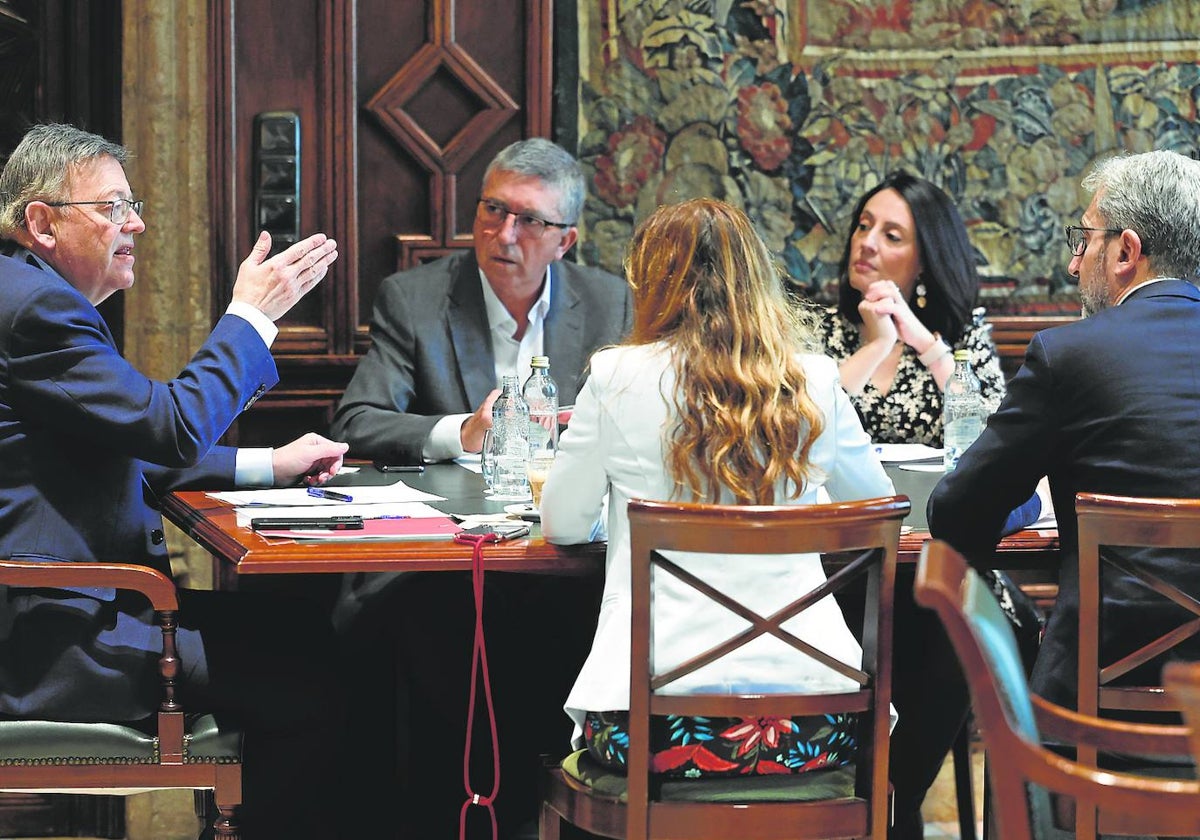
<box><xmin>575</xmin><ymin>0</ymin><xmax>1200</xmax><ymax>316</ymax></box>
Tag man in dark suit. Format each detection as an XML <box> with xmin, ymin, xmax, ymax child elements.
<box><xmin>929</xmin><ymin>149</ymin><xmax>1200</xmax><ymax>711</ymax></box>
<box><xmin>330</xmin><ymin>137</ymin><xmax>632</xmax><ymax>463</ymax></box>
<box><xmin>0</xmin><ymin>123</ymin><xmax>348</xmax><ymax>838</ymax></box>
<box><xmin>328</xmin><ymin>139</ymin><xmax>628</xmax><ymax>838</ymax></box>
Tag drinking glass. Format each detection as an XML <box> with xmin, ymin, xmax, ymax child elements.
<box><xmin>526</xmin><ymin>450</ymin><xmax>555</xmax><ymax>509</ymax></box>
<box><xmin>480</xmin><ymin>428</ymin><xmax>497</xmax><ymax>494</ymax></box>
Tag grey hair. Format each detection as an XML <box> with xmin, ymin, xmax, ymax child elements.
<box><xmin>1081</xmin><ymin>150</ymin><xmax>1200</xmax><ymax>281</ymax></box>
<box><xmin>0</xmin><ymin>123</ymin><xmax>129</xmax><ymax>239</ymax></box>
<box><xmin>483</xmin><ymin>137</ymin><xmax>585</xmax><ymax>225</ymax></box>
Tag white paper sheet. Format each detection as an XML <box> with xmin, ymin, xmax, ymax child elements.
<box><xmin>454</xmin><ymin>453</ymin><xmax>483</xmax><ymax>474</ymax></box>
<box><xmin>872</xmin><ymin>443</ymin><xmax>945</xmax><ymax>463</ymax></box>
<box><xmin>233</xmin><ymin>501</ymin><xmax>450</xmax><ymax>528</ymax></box>
<box><xmin>209</xmin><ymin>478</ymin><xmax>444</xmax><ymax>507</ymax></box>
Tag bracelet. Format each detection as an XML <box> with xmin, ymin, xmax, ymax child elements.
<box><xmin>918</xmin><ymin>334</ymin><xmax>952</xmax><ymax>367</ymax></box>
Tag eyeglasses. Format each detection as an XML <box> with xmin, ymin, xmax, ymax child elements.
<box><xmin>1064</xmin><ymin>224</ymin><xmax>1123</xmax><ymax>257</ymax></box>
<box><xmin>476</xmin><ymin>199</ymin><xmax>571</xmax><ymax>238</ymax></box>
<box><xmin>43</xmin><ymin>198</ymin><xmax>144</xmax><ymax>225</ymax></box>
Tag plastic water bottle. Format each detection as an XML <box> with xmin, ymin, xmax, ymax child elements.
<box><xmin>490</xmin><ymin>375</ymin><xmax>531</xmax><ymax>500</ymax></box>
<box><xmin>522</xmin><ymin>355</ymin><xmax>559</xmax><ymax>457</ymax></box>
<box><xmin>943</xmin><ymin>349</ymin><xmax>986</xmax><ymax>471</ymax></box>
<box><xmin>522</xmin><ymin>356</ymin><xmax>559</xmax><ymax>508</ymax></box>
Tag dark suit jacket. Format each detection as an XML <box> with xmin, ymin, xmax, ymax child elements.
<box><xmin>330</xmin><ymin>250</ymin><xmax>633</xmax><ymax>463</ymax></box>
<box><xmin>928</xmin><ymin>279</ymin><xmax>1200</xmax><ymax>707</ymax></box>
<box><xmin>0</xmin><ymin>251</ymin><xmax>277</xmax><ymax>721</ymax></box>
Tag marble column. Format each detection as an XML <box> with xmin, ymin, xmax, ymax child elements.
<box><xmin>119</xmin><ymin>2</ymin><xmax>214</xmax><ymax>837</ymax></box>
<box><xmin>121</xmin><ymin>0</ymin><xmax>217</xmax><ymax>595</ymax></box>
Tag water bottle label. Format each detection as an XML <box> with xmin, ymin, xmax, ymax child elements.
<box><xmin>528</xmin><ymin>410</ymin><xmax>556</xmax><ymax>448</ymax></box>
<box><xmin>943</xmin><ymin>417</ymin><xmax>983</xmax><ymax>471</ymax></box>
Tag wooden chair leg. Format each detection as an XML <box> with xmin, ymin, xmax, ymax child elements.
<box><xmin>213</xmin><ymin>806</ymin><xmax>238</xmax><ymax>839</ymax></box>
<box><xmin>981</xmin><ymin>760</ymin><xmax>992</xmax><ymax>840</ymax></box>
<box><xmin>953</xmin><ymin>719</ymin><xmax>978</xmax><ymax>840</ymax></box>
<box><xmin>539</xmin><ymin>800</ymin><xmax>562</xmax><ymax>840</ymax></box>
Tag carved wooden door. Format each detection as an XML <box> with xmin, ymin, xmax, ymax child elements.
<box><xmin>210</xmin><ymin>0</ymin><xmax>555</xmax><ymax>447</ymax></box>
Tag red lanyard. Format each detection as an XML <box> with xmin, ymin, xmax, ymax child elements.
<box><xmin>453</xmin><ymin>530</ymin><xmax>502</xmax><ymax>840</ymax></box>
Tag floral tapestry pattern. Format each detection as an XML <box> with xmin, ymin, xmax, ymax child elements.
<box><xmin>576</xmin><ymin>0</ymin><xmax>1200</xmax><ymax>315</ymax></box>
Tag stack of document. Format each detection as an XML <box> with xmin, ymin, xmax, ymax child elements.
<box><xmin>210</xmin><ymin>480</ymin><xmax>463</xmax><ymax>540</ymax></box>
<box><xmin>251</xmin><ymin>515</ymin><xmax>463</xmax><ymax>541</ymax></box>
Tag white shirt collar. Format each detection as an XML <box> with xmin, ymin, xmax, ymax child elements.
<box><xmin>1115</xmin><ymin>276</ymin><xmax>1170</xmax><ymax>306</ymax></box>
<box><xmin>478</xmin><ymin>266</ymin><xmax>553</xmax><ymax>385</ymax></box>
<box><xmin>478</xmin><ymin>266</ymin><xmax>553</xmax><ymax>336</ymax></box>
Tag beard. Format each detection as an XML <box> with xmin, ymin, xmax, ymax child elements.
<box><xmin>1078</xmin><ymin>252</ymin><xmax>1111</xmax><ymax>318</ymax></box>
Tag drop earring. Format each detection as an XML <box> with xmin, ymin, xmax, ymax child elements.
<box><xmin>915</xmin><ymin>281</ymin><xmax>927</xmax><ymax>309</ymax></box>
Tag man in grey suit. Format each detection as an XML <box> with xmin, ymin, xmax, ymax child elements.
<box><xmin>329</xmin><ymin>139</ymin><xmax>629</xmax><ymax>839</ymax></box>
<box><xmin>330</xmin><ymin>137</ymin><xmax>632</xmax><ymax>463</ymax></box>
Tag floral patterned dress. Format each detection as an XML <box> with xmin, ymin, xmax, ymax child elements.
<box><xmin>817</xmin><ymin>307</ymin><xmax>1006</xmax><ymax>446</ymax></box>
<box><xmin>817</xmin><ymin>305</ymin><xmax>1045</xmax><ymax>675</ymax></box>
<box><xmin>584</xmin><ymin>710</ymin><xmax>858</xmax><ymax>778</ymax></box>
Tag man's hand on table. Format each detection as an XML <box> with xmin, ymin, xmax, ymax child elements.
<box><xmin>273</xmin><ymin>433</ymin><xmax>350</xmax><ymax>485</ymax></box>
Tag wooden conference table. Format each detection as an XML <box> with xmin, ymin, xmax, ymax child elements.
<box><xmin>162</xmin><ymin>460</ymin><xmax>1060</xmax><ymax>589</ymax></box>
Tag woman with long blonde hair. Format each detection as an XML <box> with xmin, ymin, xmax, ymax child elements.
<box><xmin>541</xmin><ymin>198</ymin><xmax>895</xmax><ymax>778</ymax></box>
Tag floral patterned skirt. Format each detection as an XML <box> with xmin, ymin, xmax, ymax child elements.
<box><xmin>583</xmin><ymin>710</ymin><xmax>858</xmax><ymax>778</ymax></box>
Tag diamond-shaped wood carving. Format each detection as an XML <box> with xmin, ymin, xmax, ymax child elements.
<box><xmin>365</xmin><ymin>41</ymin><xmax>518</xmax><ymax>174</ymax></box>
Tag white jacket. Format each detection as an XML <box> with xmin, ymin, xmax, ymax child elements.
<box><xmin>540</xmin><ymin>343</ymin><xmax>896</xmax><ymax>745</ymax></box>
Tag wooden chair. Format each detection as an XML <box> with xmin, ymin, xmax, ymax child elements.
<box><xmin>1076</xmin><ymin>492</ymin><xmax>1200</xmax><ymax>717</ymax></box>
<box><xmin>1074</xmin><ymin>492</ymin><xmax>1200</xmax><ymax>835</ymax></box>
<box><xmin>915</xmin><ymin>540</ymin><xmax>1200</xmax><ymax>840</ymax></box>
<box><xmin>540</xmin><ymin>495</ymin><xmax>910</xmax><ymax>840</ymax></box>
<box><xmin>1163</xmin><ymin>660</ymin><xmax>1200</xmax><ymax>767</ymax></box>
<box><xmin>0</xmin><ymin>559</ymin><xmax>243</xmax><ymax>838</ymax></box>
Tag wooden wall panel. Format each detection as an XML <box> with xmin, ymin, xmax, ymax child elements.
<box><xmin>212</xmin><ymin>0</ymin><xmax>553</xmax><ymax>447</ymax></box>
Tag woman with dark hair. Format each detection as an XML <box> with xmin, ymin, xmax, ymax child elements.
<box><xmin>824</xmin><ymin>173</ymin><xmax>1040</xmax><ymax>839</ymax></box>
<box><xmin>541</xmin><ymin>198</ymin><xmax>895</xmax><ymax>779</ymax></box>
<box><xmin>821</xmin><ymin>171</ymin><xmax>1005</xmax><ymax>445</ymax></box>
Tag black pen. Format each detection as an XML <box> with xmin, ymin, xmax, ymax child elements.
<box><xmin>374</xmin><ymin>462</ymin><xmax>425</xmax><ymax>473</ymax></box>
<box><xmin>306</xmin><ymin>487</ymin><xmax>354</xmax><ymax>502</ymax></box>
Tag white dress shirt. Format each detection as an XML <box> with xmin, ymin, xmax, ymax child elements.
<box><xmin>423</xmin><ymin>268</ymin><xmax>553</xmax><ymax>460</ymax></box>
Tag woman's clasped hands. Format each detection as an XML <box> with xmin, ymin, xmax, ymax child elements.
<box><xmin>858</xmin><ymin>278</ymin><xmax>931</xmax><ymax>350</ymax></box>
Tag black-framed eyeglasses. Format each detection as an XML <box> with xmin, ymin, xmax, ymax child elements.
<box><xmin>43</xmin><ymin>198</ymin><xmax>144</xmax><ymax>225</ymax></box>
<box><xmin>1064</xmin><ymin>224</ymin><xmax>1123</xmax><ymax>257</ymax></box>
<box><xmin>476</xmin><ymin>199</ymin><xmax>571</xmax><ymax>238</ymax></box>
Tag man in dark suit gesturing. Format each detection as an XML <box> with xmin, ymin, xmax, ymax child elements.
<box><xmin>929</xmin><ymin>149</ymin><xmax>1200</xmax><ymax>711</ymax></box>
<box><xmin>0</xmin><ymin>123</ymin><xmax>348</xmax><ymax>838</ymax></box>
<box><xmin>330</xmin><ymin>137</ymin><xmax>631</xmax><ymax>463</ymax></box>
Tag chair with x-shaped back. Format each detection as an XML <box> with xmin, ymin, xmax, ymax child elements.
<box><xmin>539</xmin><ymin>494</ymin><xmax>909</xmax><ymax>840</ymax></box>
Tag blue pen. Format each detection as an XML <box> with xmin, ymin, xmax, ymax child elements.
<box><xmin>375</xmin><ymin>515</ymin><xmax>411</xmax><ymax>520</ymax></box>
<box><xmin>307</xmin><ymin>487</ymin><xmax>353</xmax><ymax>502</ymax></box>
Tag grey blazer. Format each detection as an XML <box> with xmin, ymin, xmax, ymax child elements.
<box><xmin>330</xmin><ymin>250</ymin><xmax>632</xmax><ymax>463</ymax></box>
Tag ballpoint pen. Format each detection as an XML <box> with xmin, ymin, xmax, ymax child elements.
<box><xmin>307</xmin><ymin>487</ymin><xmax>354</xmax><ymax>502</ymax></box>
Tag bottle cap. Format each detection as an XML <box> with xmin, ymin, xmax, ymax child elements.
<box><xmin>531</xmin><ymin>355</ymin><xmax>550</xmax><ymax>368</ymax></box>
<box><xmin>953</xmin><ymin>349</ymin><xmax>970</xmax><ymax>362</ymax></box>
